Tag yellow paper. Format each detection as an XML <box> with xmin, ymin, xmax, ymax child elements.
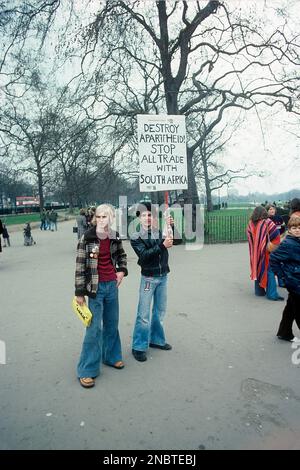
<box><xmin>72</xmin><ymin>297</ymin><xmax>92</xmax><ymax>327</ymax></box>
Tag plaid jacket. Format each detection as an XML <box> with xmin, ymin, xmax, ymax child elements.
<box><xmin>75</xmin><ymin>226</ymin><xmax>128</xmax><ymax>298</ymax></box>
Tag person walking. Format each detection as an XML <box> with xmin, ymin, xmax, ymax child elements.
<box><xmin>2</xmin><ymin>224</ymin><xmax>10</xmax><ymax>247</ymax></box>
<box><xmin>75</xmin><ymin>204</ymin><xmax>128</xmax><ymax>388</ymax></box>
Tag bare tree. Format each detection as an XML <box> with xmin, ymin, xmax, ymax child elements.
<box><xmin>71</xmin><ymin>0</ymin><xmax>300</xmax><ymax>204</ymax></box>
<box><xmin>1</xmin><ymin>93</ymin><xmax>62</xmax><ymax>210</ymax></box>
<box><xmin>0</xmin><ymin>1</ymin><xmax>60</xmax><ymax>99</ymax></box>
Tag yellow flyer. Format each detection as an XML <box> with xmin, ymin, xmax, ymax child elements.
<box><xmin>72</xmin><ymin>297</ymin><xmax>92</xmax><ymax>327</ymax></box>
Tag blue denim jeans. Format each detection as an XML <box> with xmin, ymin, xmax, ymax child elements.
<box><xmin>132</xmin><ymin>275</ymin><xmax>168</xmax><ymax>352</ymax></box>
<box><xmin>254</xmin><ymin>266</ymin><xmax>280</xmax><ymax>300</ymax></box>
<box><xmin>77</xmin><ymin>281</ymin><xmax>122</xmax><ymax>378</ymax></box>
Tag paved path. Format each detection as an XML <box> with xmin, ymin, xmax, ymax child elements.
<box><xmin>0</xmin><ymin>221</ymin><xmax>299</xmax><ymax>450</ymax></box>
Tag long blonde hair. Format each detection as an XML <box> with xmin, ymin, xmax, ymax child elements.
<box><xmin>92</xmin><ymin>204</ymin><xmax>115</xmax><ymax>227</ymax></box>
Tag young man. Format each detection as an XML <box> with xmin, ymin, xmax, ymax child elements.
<box><xmin>130</xmin><ymin>202</ymin><xmax>181</xmax><ymax>362</ymax></box>
<box><xmin>270</xmin><ymin>216</ymin><xmax>300</xmax><ymax>342</ymax></box>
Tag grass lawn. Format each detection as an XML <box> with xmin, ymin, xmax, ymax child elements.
<box><xmin>208</xmin><ymin>208</ymin><xmax>252</xmax><ymax>217</ymax></box>
<box><xmin>1</xmin><ymin>213</ymin><xmax>42</xmax><ymax>226</ymax></box>
<box><xmin>204</xmin><ymin>213</ymin><xmax>249</xmax><ymax>243</ymax></box>
<box><xmin>1</xmin><ymin>210</ymin><xmax>73</xmax><ymax>226</ymax></box>
<box><xmin>2</xmin><ymin>208</ymin><xmax>250</xmax><ymax>243</ymax></box>
<box><xmin>128</xmin><ymin>208</ymin><xmax>250</xmax><ymax>243</ymax></box>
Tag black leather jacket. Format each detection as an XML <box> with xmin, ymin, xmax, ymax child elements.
<box><xmin>270</xmin><ymin>234</ymin><xmax>300</xmax><ymax>295</ymax></box>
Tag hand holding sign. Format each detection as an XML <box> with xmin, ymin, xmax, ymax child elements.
<box><xmin>163</xmin><ymin>237</ymin><xmax>173</xmax><ymax>249</ymax></box>
<box><xmin>137</xmin><ymin>114</ymin><xmax>187</xmax><ymax>192</ymax></box>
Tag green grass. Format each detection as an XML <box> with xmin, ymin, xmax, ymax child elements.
<box><xmin>208</xmin><ymin>208</ymin><xmax>251</xmax><ymax>217</ymax></box>
<box><xmin>128</xmin><ymin>209</ymin><xmax>250</xmax><ymax>244</ymax></box>
<box><xmin>1</xmin><ymin>210</ymin><xmax>72</xmax><ymax>226</ymax></box>
<box><xmin>204</xmin><ymin>212</ymin><xmax>249</xmax><ymax>243</ymax></box>
<box><xmin>1</xmin><ymin>213</ymin><xmax>42</xmax><ymax>226</ymax></box>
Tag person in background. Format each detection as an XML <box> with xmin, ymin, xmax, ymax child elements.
<box><xmin>86</xmin><ymin>207</ymin><xmax>96</xmax><ymax>228</ymax></box>
<box><xmin>270</xmin><ymin>216</ymin><xmax>300</xmax><ymax>343</ymax></box>
<box><xmin>76</xmin><ymin>209</ymin><xmax>88</xmax><ymax>240</ymax></box>
<box><xmin>289</xmin><ymin>198</ymin><xmax>300</xmax><ymax>218</ymax></box>
<box><xmin>0</xmin><ymin>219</ymin><xmax>3</xmax><ymax>254</ymax></box>
<box><xmin>247</xmin><ymin>206</ymin><xmax>283</xmax><ymax>301</ymax></box>
<box><xmin>23</xmin><ymin>223</ymin><xmax>36</xmax><ymax>246</ymax></box>
<box><xmin>40</xmin><ymin>209</ymin><xmax>47</xmax><ymax>230</ymax></box>
<box><xmin>46</xmin><ymin>210</ymin><xmax>51</xmax><ymax>230</ymax></box>
<box><xmin>266</xmin><ymin>204</ymin><xmax>285</xmax><ymax>235</ymax></box>
<box><xmin>50</xmin><ymin>209</ymin><xmax>58</xmax><ymax>231</ymax></box>
<box><xmin>266</xmin><ymin>204</ymin><xmax>286</xmax><ymax>288</ymax></box>
<box><xmin>2</xmin><ymin>224</ymin><xmax>10</xmax><ymax>247</ymax></box>
<box><xmin>75</xmin><ymin>204</ymin><xmax>128</xmax><ymax>388</ymax></box>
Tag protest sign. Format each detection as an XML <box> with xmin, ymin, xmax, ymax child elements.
<box><xmin>137</xmin><ymin>114</ymin><xmax>188</xmax><ymax>192</ymax></box>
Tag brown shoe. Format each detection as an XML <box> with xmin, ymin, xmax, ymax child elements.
<box><xmin>79</xmin><ymin>377</ymin><xmax>95</xmax><ymax>388</ymax></box>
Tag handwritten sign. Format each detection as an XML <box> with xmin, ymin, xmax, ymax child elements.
<box><xmin>137</xmin><ymin>114</ymin><xmax>188</xmax><ymax>192</ymax></box>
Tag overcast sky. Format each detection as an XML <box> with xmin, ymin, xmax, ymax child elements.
<box><xmin>32</xmin><ymin>0</ymin><xmax>300</xmax><ymax>197</ymax></box>
<box><xmin>205</xmin><ymin>0</ymin><xmax>300</xmax><ymax>196</ymax></box>
<box><xmin>222</xmin><ymin>109</ymin><xmax>300</xmax><ymax>196</ymax></box>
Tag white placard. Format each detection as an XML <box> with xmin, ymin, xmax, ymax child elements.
<box><xmin>137</xmin><ymin>114</ymin><xmax>188</xmax><ymax>192</ymax></box>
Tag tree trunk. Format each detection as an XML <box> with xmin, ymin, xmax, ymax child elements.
<box><xmin>183</xmin><ymin>149</ymin><xmax>200</xmax><ymax>204</ymax></box>
<box><xmin>202</xmin><ymin>156</ymin><xmax>213</xmax><ymax>211</ymax></box>
<box><xmin>157</xmin><ymin>0</ymin><xmax>200</xmax><ymax>206</ymax></box>
<box><xmin>36</xmin><ymin>163</ymin><xmax>44</xmax><ymax>213</ymax></box>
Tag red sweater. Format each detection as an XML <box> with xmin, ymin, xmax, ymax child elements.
<box><xmin>97</xmin><ymin>238</ymin><xmax>117</xmax><ymax>282</ymax></box>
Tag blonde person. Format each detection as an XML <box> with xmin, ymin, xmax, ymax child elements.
<box><xmin>75</xmin><ymin>204</ymin><xmax>128</xmax><ymax>388</ymax></box>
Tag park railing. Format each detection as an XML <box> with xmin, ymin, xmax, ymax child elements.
<box><xmin>127</xmin><ymin>210</ymin><xmax>250</xmax><ymax>244</ymax></box>
<box><xmin>204</xmin><ymin>213</ymin><xmax>249</xmax><ymax>244</ymax></box>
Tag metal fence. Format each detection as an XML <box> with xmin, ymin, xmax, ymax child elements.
<box><xmin>204</xmin><ymin>214</ymin><xmax>249</xmax><ymax>244</ymax></box>
<box><xmin>127</xmin><ymin>211</ymin><xmax>250</xmax><ymax>244</ymax></box>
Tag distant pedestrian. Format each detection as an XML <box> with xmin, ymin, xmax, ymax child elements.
<box><xmin>46</xmin><ymin>210</ymin><xmax>51</xmax><ymax>230</ymax></box>
<box><xmin>2</xmin><ymin>224</ymin><xmax>10</xmax><ymax>247</ymax></box>
<box><xmin>0</xmin><ymin>219</ymin><xmax>3</xmax><ymax>253</ymax></box>
<box><xmin>50</xmin><ymin>209</ymin><xmax>58</xmax><ymax>231</ymax></box>
<box><xmin>23</xmin><ymin>223</ymin><xmax>36</xmax><ymax>246</ymax></box>
<box><xmin>40</xmin><ymin>209</ymin><xmax>47</xmax><ymax>230</ymax></box>
<box><xmin>76</xmin><ymin>209</ymin><xmax>88</xmax><ymax>240</ymax></box>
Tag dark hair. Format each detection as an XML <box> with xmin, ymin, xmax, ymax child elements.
<box><xmin>266</xmin><ymin>204</ymin><xmax>276</xmax><ymax>212</ymax></box>
<box><xmin>290</xmin><ymin>198</ymin><xmax>300</xmax><ymax>215</ymax></box>
<box><xmin>136</xmin><ymin>201</ymin><xmax>152</xmax><ymax>217</ymax></box>
<box><xmin>250</xmin><ymin>205</ymin><xmax>268</xmax><ymax>223</ymax></box>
